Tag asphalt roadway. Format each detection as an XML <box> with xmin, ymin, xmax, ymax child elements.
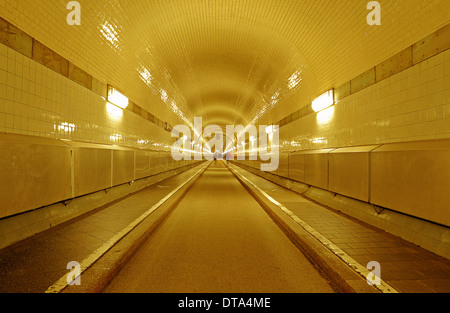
<box><xmin>103</xmin><ymin>161</ymin><xmax>335</xmax><ymax>293</ymax></box>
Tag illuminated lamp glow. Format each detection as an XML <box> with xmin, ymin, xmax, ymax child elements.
<box><xmin>317</xmin><ymin>106</ymin><xmax>335</xmax><ymax>125</ymax></box>
<box><xmin>312</xmin><ymin>89</ymin><xmax>334</xmax><ymax>113</ymax></box>
<box><xmin>107</xmin><ymin>86</ymin><xmax>129</xmax><ymax>109</ymax></box>
<box><xmin>106</xmin><ymin>102</ymin><xmax>123</xmax><ymax>118</ymax></box>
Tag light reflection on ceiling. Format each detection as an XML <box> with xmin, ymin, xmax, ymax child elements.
<box><xmin>5</xmin><ymin>0</ymin><xmax>449</xmax><ymax>137</ymax></box>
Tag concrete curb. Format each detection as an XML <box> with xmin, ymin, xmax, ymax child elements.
<box><xmin>59</xmin><ymin>163</ymin><xmax>210</xmax><ymax>293</ymax></box>
<box><xmin>226</xmin><ymin>163</ymin><xmax>379</xmax><ymax>293</ymax></box>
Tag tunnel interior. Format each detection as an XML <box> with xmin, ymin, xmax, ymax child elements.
<box><xmin>0</xmin><ymin>0</ymin><xmax>450</xmax><ymax>294</ymax></box>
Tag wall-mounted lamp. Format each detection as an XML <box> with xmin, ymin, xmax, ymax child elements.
<box><xmin>265</xmin><ymin>125</ymin><xmax>275</xmax><ymax>134</ymax></box>
<box><xmin>106</xmin><ymin>102</ymin><xmax>123</xmax><ymax>118</ymax></box>
<box><xmin>107</xmin><ymin>85</ymin><xmax>129</xmax><ymax>109</ymax></box>
<box><xmin>312</xmin><ymin>89</ymin><xmax>334</xmax><ymax>113</ymax></box>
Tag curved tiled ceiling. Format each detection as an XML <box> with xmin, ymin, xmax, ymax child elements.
<box><xmin>1</xmin><ymin>0</ymin><xmax>449</xmax><ymax>130</ymax></box>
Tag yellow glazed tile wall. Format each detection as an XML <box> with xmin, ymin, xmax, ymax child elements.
<box><xmin>0</xmin><ymin>0</ymin><xmax>194</xmax><ymax>128</ymax></box>
<box><xmin>0</xmin><ymin>1</ymin><xmax>449</xmax><ymax>150</ymax></box>
<box><xmin>0</xmin><ymin>42</ymin><xmax>173</xmax><ymax>150</ymax></box>
<box><xmin>1</xmin><ymin>0</ymin><xmax>449</xmax><ymax>131</ymax></box>
<box><xmin>280</xmin><ymin>48</ymin><xmax>450</xmax><ymax>151</ymax></box>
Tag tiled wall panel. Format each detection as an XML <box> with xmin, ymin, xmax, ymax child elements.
<box><xmin>112</xmin><ymin>149</ymin><xmax>135</xmax><ymax>186</ymax></box>
<box><xmin>0</xmin><ymin>16</ymin><xmax>32</xmax><ymax>58</ymax></box>
<box><xmin>0</xmin><ymin>133</ymin><xmax>202</xmax><ymax>219</ymax></box>
<box><xmin>288</xmin><ymin>152</ymin><xmax>305</xmax><ymax>183</ymax></box>
<box><xmin>412</xmin><ymin>25</ymin><xmax>450</xmax><ymax>65</ymax></box>
<box><xmin>277</xmin><ymin>152</ymin><xmax>290</xmax><ymax>178</ymax></box>
<box><xmin>68</xmin><ymin>62</ymin><xmax>92</xmax><ymax>90</ymax></box>
<box><xmin>370</xmin><ymin>140</ymin><xmax>450</xmax><ymax>226</ymax></box>
<box><xmin>135</xmin><ymin>150</ymin><xmax>151</xmax><ymax>180</ymax></box>
<box><xmin>328</xmin><ymin>145</ymin><xmax>379</xmax><ymax>202</ymax></box>
<box><xmin>375</xmin><ymin>47</ymin><xmax>412</xmax><ymax>82</ymax></box>
<box><xmin>0</xmin><ymin>134</ymin><xmax>72</xmax><ymax>217</ymax></box>
<box><xmin>303</xmin><ymin>149</ymin><xmax>334</xmax><ymax>190</ymax></box>
<box><xmin>236</xmin><ymin>138</ymin><xmax>450</xmax><ymax>227</ymax></box>
<box><xmin>32</xmin><ymin>40</ymin><xmax>69</xmax><ymax>77</ymax></box>
<box><xmin>350</xmin><ymin>68</ymin><xmax>376</xmax><ymax>94</ymax></box>
<box><xmin>72</xmin><ymin>145</ymin><xmax>112</xmax><ymax>197</ymax></box>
